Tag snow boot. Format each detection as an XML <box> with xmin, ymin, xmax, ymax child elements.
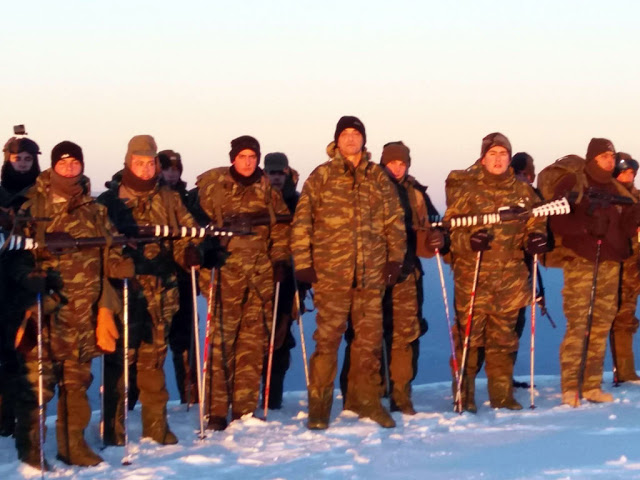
<box><xmin>356</xmin><ymin>389</ymin><xmax>396</xmax><ymax>428</ymax></box>
<box><xmin>583</xmin><ymin>389</ymin><xmax>614</xmax><ymax>403</ymax></box>
<box><xmin>390</xmin><ymin>384</ymin><xmax>416</xmax><ymax>415</ymax></box>
<box><xmin>612</xmin><ymin>330</ymin><xmax>640</xmax><ymax>383</ymax></box>
<box><xmin>206</xmin><ymin>416</ymin><xmax>228</xmax><ymax>431</ymax></box>
<box><xmin>452</xmin><ymin>348</ymin><xmax>479</xmax><ymax>413</ymax></box>
<box><xmin>562</xmin><ymin>390</ymin><xmax>580</xmax><ymax>408</ymax></box>
<box><xmin>15</xmin><ymin>409</ymin><xmax>49</xmax><ymax>470</ymax></box>
<box><xmin>487</xmin><ymin>351</ymin><xmax>522</xmax><ymax>410</ymax></box>
<box><xmin>141</xmin><ymin>405</ymin><xmax>178</xmax><ymax>445</ymax></box>
<box><xmin>307</xmin><ymin>387</ymin><xmax>332</xmax><ymax>430</ymax></box>
<box><xmin>56</xmin><ymin>388</ymin><xmax>103</xmax><ymax>466</ymax></box>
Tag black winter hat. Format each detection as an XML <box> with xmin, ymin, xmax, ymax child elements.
<box><xmin>51</xmin><ymin>141</ymin><xmax>84</xmax><ymax>168</ymax></box>
<box><xmin>264</xmin><ymin>152</ymin><xmax>289</xmax><ymax>173</ymax></box>
<box><xmin>334</xmin><ymin>115</ymin><xmax>366</xmax><ymax>147</ymax></box>
<box><xmin>3</xmin><ymin>137</ymin><xmax>41</xmax><ymax>162</ymax></box>
<box><xmin>158</xmin><ymin>149</ymin><xmax>183</xmax><ymax>173</ymax></box>
<box><xmin>586</xmin><ymin>138</ymin><xmax>615</xmax><ymax>163</ymax></box>
<box><xmin>229</xmin><ymin>135</ymin><xmax>261</xmax><ymax>164</ymax></box>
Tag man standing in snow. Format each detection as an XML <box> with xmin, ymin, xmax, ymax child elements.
<box><xmin>609</xmin><ymin>153</ymin><xmax>640</xmax><ymax>384</ymax></box>
<box><xmin>291</xmin><ymin>116</ymin><xmax>406</xmax><ymax>429</ymax></box>
<box><xmin>551</xmin><ymin>139</ymin><xmax>639</xmax><ymax>406</ymax></box>
<box><xmin>445</xmin><ymin>133</ymin><xmax>548</xmax><ymax>412</ymax></box>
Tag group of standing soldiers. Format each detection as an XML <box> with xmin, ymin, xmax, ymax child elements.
<box><xmin>1</xmin><ymin>116</ymin><xmax>640</xmax><ymax>471</ymax></box>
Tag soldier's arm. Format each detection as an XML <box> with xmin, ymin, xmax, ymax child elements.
<box><xmin>291</xmin><ymin>174</ymin><xmax>317</xmax><ymax>271</ymax></box>
<box><xmin>444</xmin><ymin>172</ymin><xmax>476</xmax><ymax>255</ymax></box>
<box><xmin>171</xmin><ymin>192</ymin><xmax>201</xmax><ymax>272</ymax></box>
<box><xmin>379</xmin><ymin>170</ymin><xmax>406</xmax><ymax>263</ymax></box>
<box><xmin>269</xmin><ymin>188</ymin><xmax>292</xmax><ymax>263</ymax></box>
<box><xmin>523</xmin><ymin>184</ymin><xmax>549</xmax><ymax>238</ymax></box>
<box><xmin>196</xmin><ymin>172</ymin><xmax>218</xmax><ymax>225</ymax></box>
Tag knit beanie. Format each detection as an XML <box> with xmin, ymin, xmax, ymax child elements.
<box><xmin>51</xmin><ymin>141</ymin><xmax>84</xmax><ymax>169</ymax></box>
<box><xmin>264</xmin><ymin>152</ymin><xmax>289</xmax><ymax>173</ymax></box>
<box><xmin>380</xmin><ymin>141</ymin><xmax>411</xmax><ymax>167</ymax></box>
<box><xmin>158</xmin><ymin>149</ymin><xmax>183</xmax><ymax>173</ymax></box>
<box><xmin>334</xmin><ymin>116</ymin><xmax>366</xmax><ymax>147</ymax></box>
<box><xmin>3</xmin><ymin>137</ymin><xmax>41</xmax><ymax>162</ymax></box>
<box><xmin>480</xmin><ymin>132</ymin><xmax>512</xmax><ymax>159</ymax></box>
<box><xmin>125</xmin><ymin>135</ymin><xmax>157</xmax><ymax>167</ymax></box>
<box><xmin>586</xmin><ymin>138</ymin><xmax>615</xmax><ymax>163</ymax></box>
<box><xmin>229</xmin><ymin>135</ymin><xmax>261</xmax><ymax>164</ymax></box>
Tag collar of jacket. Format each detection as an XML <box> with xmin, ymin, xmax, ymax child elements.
<box><xmin>327</xmin><ymin>141</ymin><xmax>373</xmax><ymax>185</ymax></box>
<box><xmin>478</xmin><ymin>164</ymin><xmax>515</xmax><ymax>188</ymax></box>
<box><xmin>34</xmin><ymin>169</ymin><xmax>93</xmax><ymax>213</ymax></box>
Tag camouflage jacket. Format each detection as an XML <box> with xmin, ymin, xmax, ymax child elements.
<box><xmin>445</xmin><ymin>163</ymin><xmax>546</xmax><ymax>271</ymax></box>
<box><xmin>19</xmin><ymin>169</ymin><xmax>124</xmax><ymax>360</ymax></box>
<box><xmin>97</xmin><ymin>175</ymin><xmax>199</xmax><ymax>280</ymax></box>
<box><xmin>196</xmin><ymin>166</ymin><xmax>291</xmax><ymax>265</ymax></box>
<box><xmin>291</xmin><ymin>143</ymin><xmax>406</xmax><ymax>289</ymax></box>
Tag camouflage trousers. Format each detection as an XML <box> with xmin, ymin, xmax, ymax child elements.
<box><xmin>15</xmin><ymin>321</ymin><xmax>93</xmax><ymax>458</ymax></box>
<box><xmin>206</xmin><ymin>262</ymin><xmax>273</xmax><ymax>418</ymax></box>
<box><xmin>560</xmin><ymin>257</ymin><xmax>619</xmax><ymax>393</ymax></box>
<box><xmin>310</xmin><ymin>285</ymin><xmax>384</xmax><ymax>406</ymax></box>
<box><xmin>612</xmin><ymin>254</ymin><xmax>640</xmax><ymax>335</ymax></box>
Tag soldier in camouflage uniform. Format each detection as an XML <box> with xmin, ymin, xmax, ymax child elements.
<box><xmin>261</xmin><ymin>152</ymin><xmax>299</xmax><ymax>410</ymax></box>
<box><xmin>609</xmin><ymin>153</ymin><xmax>640</xmax><ymax>383</ymax></box>
<box><xmin>445</xmin><ymin>133</ymin><xmax>548</xmax><ymax>412</ymax></box>
<box><xmin>197</xmin><ymin>135</ymin><xmax>290</xmax><ymax>431</ymax></box>
<box><xmin>15</xmin><ymin>141</ymin><xmax>129</xmax><ymax>468</ymax></box>
<box><xmin>550</xmin><ymin>139</ymin><xmax>639</xmax><ymax>406</ymax></box>
<box><xmin>0</xmin><ymin>136</ymin><xmax>41</xmax><ymax>438</ymax></box>
<box><xmin>98</xmin><ymin>135</ymin><xmax>202</xmax><ymax>445</ymax></box>
<box><xmin>291</xmin><ymin>116</ymin><xmax>407</xmax><ymax>429</ymax></box>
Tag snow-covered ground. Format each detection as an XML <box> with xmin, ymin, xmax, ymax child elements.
<box><xmin>3</xmin><ymin>260</ymin><xmax>640</xmax><ymax>479</ymax></box>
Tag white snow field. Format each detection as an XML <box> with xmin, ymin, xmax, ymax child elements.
<box><xmin>3</xmin><ymin>262</ymin><xmax>640</xmax><ymax>479</ymax></box>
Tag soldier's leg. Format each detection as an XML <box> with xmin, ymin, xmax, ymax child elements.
<box><xmin>231</xmin><ymin>268</ymin><xmax>273</xmax><ymax>419</ymax></box>
<box><xmin>348</xmin><ymin>287</ymin><xmax>395</xmax><ymax>428</ymax></box>
<box><xmin>14</xmin><ymin>342</ymin><xmax>55</xmax><ymax>470</ymax></box>
<box><xmin>0</xmin><ymin>348</ymin><xmax>19</xmax><ymax>437</ymax></box>
<box><xmin>582</xmin><ymin>261</ymin><xmax>619</xmax><ymax>398</ymax></box>
<box><xmin>388</xmin><ymin>276</ymin><xmax>421</xmax><ymax>415</ymax></box>
<box><xmin>169</xmin><ymin>274</ymin><xmax>196</xmax><ymax>404</ymax></box>
<box><xmin>559</xmin><ymin>257</ymin><xmax>593</xmax><ymax>399</ymax></box>
<box><xmin>56</xmin><ymin>359</ymin><xmax>102</xmax><ymax>466</ymax></box>
<box><xmin>207</xmin><ymin>267</ymin><xmax>243</xmax><ymax>428</ymax></box>
<box><xmin>485</xmin><ymin>310</ymin><xmax>521</xmax><ymax>410</ymax></box>
<box><xmin>339</xmin><ymin>318</ymin><xmax>354</xmax><ymax>409</ymax></box>
<box><xmin>611</xmin><ymin>256</ymin><xmax>640</xmax><ymax>382</ymax></box>
<box><xmin>307</xmin><ymin>286</ymin><xmax>351</xmax><ymax>429</ymax></box>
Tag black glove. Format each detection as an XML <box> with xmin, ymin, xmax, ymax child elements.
<box><xmin>470</xmin><ymin>230</ymin><xmax>493</xmax><ymax>252</ymax></box>
<box><xmin>184</xmin><ymin>244</ymin><xmax>203</xmax><ymax>267</ymax></box>
<box><xmin>295</xmin><ymin>267</ymin><xmax>318</xmax><ymax>285</ymax></box>
<box><xmin>526</xmin><ymin>232</ymin><xmax>549</xmax><ymax>255</ymax></box>
<box><xmin>24</xmin><ymin>270</ymin><xmax>48</xmax><ymax>294</ymax></box>
<box><xmin>587</xmin><ymin>210</ymin><xmax>610</xmax><ymax>238</ymax></box>
<box><xmin>383</xmin><ymin>261</ymin><xmax>403</xmax><ymax>286</ymax></box>
<box><xmin>425</xmin><ymin>228</ymin><xmax>445</xmax><ymax>252</ymax></box>
<box><xmin>273</xmin><ymin>260</ymin><xmax>289</xmax><ymax>283</ymax></box>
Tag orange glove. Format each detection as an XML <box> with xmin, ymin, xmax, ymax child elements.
<box><xmin>96</xmin><ymin>308</ymin><xmax>119</xmax><ymax>353</ymax></box>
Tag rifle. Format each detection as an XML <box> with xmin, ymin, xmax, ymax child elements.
<box><xmin>567</xmin><ymin>188</ymin><xmax>634</xmax><ymax>214</ymax></box>
<box><xmin>430</xmin><ymin>197</ymin><xmax>571</xmax><ymax>230</ymax></box>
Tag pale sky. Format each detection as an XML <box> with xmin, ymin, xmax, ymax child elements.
<box><xmin>2</xmin><ymin>0</ymin><xmax>639</xmax><ymax>210</ymax></box>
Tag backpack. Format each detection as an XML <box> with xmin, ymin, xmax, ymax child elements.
<box><xmin>537</xmin><ymin>154</ymin><xmax>587</xmax><ymax>202</ymax></box>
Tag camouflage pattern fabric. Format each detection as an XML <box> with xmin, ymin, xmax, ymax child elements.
<box><xmin>196</xmin><ymin>167</ymin><xmax>290</xmax><ymax>418</ymax></box>
<box><xmin>291</xmin><ymin>143</ymin><xmax>406</xmax><ymax>415</ymax></box>
<box><xmin>560</xmin><ymin>257</ymin><xmax>619</xmax><ymax>393</ymax></box>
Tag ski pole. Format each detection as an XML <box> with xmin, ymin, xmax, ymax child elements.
<box><xmin>454</xmin><ymin>251</ymin><xmax>483</xmax><ymax>414</ymax></box>
<box><xmin>122</xmin><ymin>279</ymin><xmax>131</xmax><ymax>466</ymax></box>
<box><xmin>36</xmin><ymin>293</ymin><xmax>45</xmax><ymax>479</ymax></box>
<box><xmin>187</xmin><ymin>311</ymin><xmax>195</xmax><ymax>412</ymax></box>
<box><xmin>576</xmin><ymin>239</ymin><xmax>602</xmax><ymax>404</ymax></box>
<box><xmin>530</xmin><ymin>253</ymin><xmax>538</xmax><ymax>409</ymax></box>
<box><xmin>100</xmin><ymin>355</ymin><xmax>105</xmax><ymax>448</ymax></box>
<box><xmin>263</xmin><ymin>281</ymin><xmax>281</xmax><ymax>419</ymax></box>
<box><xmin>436</xmin><ymin>250</ymin><xmax>460</xmax><ymax>389</ymax></box>
<box><xmin>190</xmin><ymin>267</ymin><xmax>205</xmax><ymax>439</ymax></box>
<box><xmin>201</xmin><ymin>270</ymin><xmax>215</xmax><ymax>421</ymax></box>
<box><xmin>293</xmin><ymin>287</ymin><xmax>310</xmax><ymax>387</ymax></box>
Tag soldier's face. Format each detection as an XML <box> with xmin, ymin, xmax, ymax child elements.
<box><xmin>337</xmin><ymin>128</ymin><xmax>364</xmax><ymax>157</ymax></box>
<box><xmin>595</xmin><ymin>151</ymin><xmax>615</xmax><ymax>172</ymax></box>
<box><xmin>9</xmin><ymin>152</ymin><xmax>34</xmax><ymax>173</ymax></box>
<box><xmin>482</xmin><ymin>146</ymin><xmax>510</xmax><ymax>175</ymax></box>
<box><xmin>233</xmin><ymin>149</ymin><xmax>258</xmax><ymax>177</ymax></box>
<box><xmin>161</xmin><ymin>166</ymin><xmax>181</xmax><ymax>186</ymax></box>
<box><xmin>617</xmin><ymin>168</ymin><xmax>636</xmax><ymax>184</ymax></box>
<box><xmin>54</xmin><ymin>157</ymin><xmax>83</xmax><ymax>178</ymax></box>
<box><xmin>130</xmin><ymin>154</ymin><xmax>158</xmax><ymax>180</ymax></box>
<box><xmin>385</xmin><ymin>160</ymin><xmax>408</xmax><ymax>181</ymax></box>
<box><xmin>267</xmin><ymin>171</ymin><xmax>287</xmax><ymax>191</ymax></box>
